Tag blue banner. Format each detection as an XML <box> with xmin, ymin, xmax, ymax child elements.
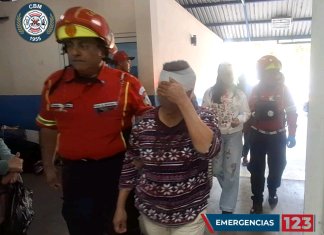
<box><xmin>203</xmin><ymin>214</ymin><xmax>280</xmax><ymax>232</ymax></box>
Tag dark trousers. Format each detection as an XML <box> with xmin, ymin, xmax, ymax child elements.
<box><xmin>242</xmin><ymin>131</ymin><xmax>251</xmax><ymax>158</ymax></box>
<box><xmin>61</xmin><ymin>153</ymin><xmax>140</xmax><ymax>235</ymax></box>
<box><xmin>0</xmin><ymin>184</ymin><xmax>9</xmax><ymax>234</ymax></box>
<box><xmin>247</xmin><ymin>129</ymin><xmax>287</xmax><ymax>203</ymax></box>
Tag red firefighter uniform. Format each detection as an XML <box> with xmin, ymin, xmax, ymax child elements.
<box><xmin>36</xmin><ymin>66</ymin><xmax>151</xmax><ymax>160</ymax></box>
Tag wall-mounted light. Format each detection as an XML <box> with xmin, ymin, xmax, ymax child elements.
<box><xmin>190</xmin><ymin>35</ymin><xmax>197</xmax><ymax>46</ymax></box>
<box><xmin>0</xmin><ymin>16</ymin><xmax>9</xmax><ymax>21</ymax></box>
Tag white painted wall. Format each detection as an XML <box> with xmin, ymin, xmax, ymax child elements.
<box><xmin>1</xmin><ymin>0</ymin><xmax>222</xmax><ymax>97</ymax></box>
<box><xmin>135</xmin><ymin>0</ymin><xmax>223</xmax><ymax>96</ymax></box>
<box><xmin>0</xmin><ymin>0</ymin><xmax>136</xmax><ymax>95</ymax></box>
<box><xmin>304</xmin><ymin>0</ymin><xmax>324</xmax><ymax>234</ymax></box>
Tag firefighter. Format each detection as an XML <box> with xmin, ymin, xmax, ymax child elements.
<box><xmin>36</xmin><ymin>7</ymin><xmax>151</xmax><ymax>235</ymax></box>
<box><xmin>248</xmin><ymin>55</ymin><xmax>297</xmax><ymax>214</ymax></box>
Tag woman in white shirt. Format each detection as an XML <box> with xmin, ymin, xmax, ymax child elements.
<box><xmin>202</xmin><ymin>63</ymin><xmax>250</xmax><ymax>214</ymax></box>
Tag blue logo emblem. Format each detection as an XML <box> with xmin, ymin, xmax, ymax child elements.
<box><xmin>15</xmin><ymin>2</ymin><xmax>55</xmax><ymax>43</ymax></box>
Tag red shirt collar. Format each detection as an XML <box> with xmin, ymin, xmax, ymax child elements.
<box><xmin>64</xmin><ymin>65</ymin><xmax>107</xmax><ymax>84</ymax></box>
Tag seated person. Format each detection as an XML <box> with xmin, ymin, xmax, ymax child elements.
<box><xmin>1</xmin><ymin>125</ymin><xmax>42</xmax><ymax>174</ymax></box>
<box><xmin>0</xmin><ymin>138</ymin><xmax>23</xmax><ymax>184</ymax></box>
<box><xmin>0</xmin><ymin>138</ymin><xmax>23</xmax><ymax>230</ymax></box>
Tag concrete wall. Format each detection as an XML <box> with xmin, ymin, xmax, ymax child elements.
<box><xmin>1</xmin><ymin>0</ymin><xmax>223</xmax><ymax>97</ymax></box>
<box><xmin>0</xmin><ymin>0</ymin><xmax>136</xmax><ymax>95</ymax></box>
<box><xmin>304</xmin><ymin>0</ymin><xmax>324</xmax><ymax>234</ymax></box>
<box><xmin>0</xmin><ymin>0</ymin><xmax>223</xmax><ymax>129</ymax></box>
<box><xmin>135</xmin><ymin>0</ymin><xmax>223</xmax><ymax>98</ymax></box>
<box><xmin>0</xmin><ymin>0</ymin><xmax>137</xmax><ymax>130</ymax></box>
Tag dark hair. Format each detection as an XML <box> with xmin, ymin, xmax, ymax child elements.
<box><xmin>211</xmin><ymin>63</ymin><xmax>236</xmax><ymax>104</ymax></box>
<box><xmin>62</xmin><ymin>38</ymin><xmax>108</xmax><ymax>58</ymax></box>
<box><xmin>211</xmin><ymin>77</ymin><xmax>227</xmax><ymax>104</ymax></box>
<box><xmin>96</xmin><ymin>38</ymin><xmax>109</xmax><ymax>59</ymax></box>
<box><xmin>163</xmin><ymin>60</ymin><xmax>190</xmax><ymax>72</ymax></box>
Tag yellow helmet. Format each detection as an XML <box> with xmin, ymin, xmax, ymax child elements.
<box><xmin>257</xmin><ymin>55</ymin><xmax>282</xmax><ymax>71</ymax></box>
<box><xmin>55</xmin><ymin>7</ymin><xmax>117</xmax><ymax>54</ymax></box>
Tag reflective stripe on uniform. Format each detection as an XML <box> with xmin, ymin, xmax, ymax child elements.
<box><xmin>120</xmin><ymin>72</ymin><xmax>130</xmax><ymax>148</ymax></box>
<box><xmin>36</xmin><ymin>115</ymin><xmax>56</xmax><ymax>127</ymax></box>
<box><xmin>121</xmin><ymin>81</ymin><xmax>130</xmax><ymax>128</ymax></box>
<box><xmin>251</xmin><ymin>126</ymin><xmax>285</xmax><ymax>135</ymax></box>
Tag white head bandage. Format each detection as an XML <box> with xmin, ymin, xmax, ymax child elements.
<box><xmin>159</xmin><ymin>67</ymin><xmax>196</xmax><ymax>91</ymax></box>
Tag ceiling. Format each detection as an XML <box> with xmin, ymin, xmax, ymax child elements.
<box><xmin>1</xmin><ymin>0</ymin><xmax>312</xmax><ymax>42</ymax></box>
<box><xmin>175</xmin><ymin>0</ymin><xmax>312</xmax><ymax>42</ymax></box>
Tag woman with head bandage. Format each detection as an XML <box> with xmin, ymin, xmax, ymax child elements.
<box><xmin>202</xmin><ymin>62</ymin><xmax>250</xmax><ymax>214</ymax></box>
<box><xmin>158</xmin><ymin>65</ymin><xmax>196</xmax><ymax>91</ymax></box>
<box><xmin>114</xmin><ymin>60</ymin><xmax>221</xmax><ymax>235</ymax></box>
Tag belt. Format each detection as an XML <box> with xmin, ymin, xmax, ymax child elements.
<box><xmin>251</xmin><ymin>126</ymin><xmax>286</xmax><ymax>135</ymax></box>
<box><xmin>59</xmin><ymin>152</ymin><xmax>124</xmax><ymax>165</ymax></box>
<box><xmin>62</xmin><ymin>158</ymin><xmax>97</xmax><ymax>163</ymax></box>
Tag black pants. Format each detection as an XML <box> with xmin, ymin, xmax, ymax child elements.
<box><xmin>61</xmin><ymin>154</ymin><xmax>140</xmax><ymax>235</ymax></box>
<box><xmin>247</xmin><ymin>129</ymin><xmax>287</xmax><ymax>203</ymax></box>
<box><xmin>242</xmin><ymin>131</ymin><xmax>251</xmax><ymax>158</ymax></box>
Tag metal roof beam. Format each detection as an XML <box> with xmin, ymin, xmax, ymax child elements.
<box><xmin>182</xmin><ymin>0</ymin><xmax>284</xmax><ymax>9</ymax></box>
<box><xmin>240</xmin><ymin>0</ymin><xmax>251</xmax><ymax>41</ymax></box>
<box><xmin>224</xmin><ymin>34</ymin><xmax>311</xmax><ymax>42</ymax></box>
<box><xmin>206</xmin><ymin>17</ymin><xmax>312</xmax><ymax>27</ymax></box>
